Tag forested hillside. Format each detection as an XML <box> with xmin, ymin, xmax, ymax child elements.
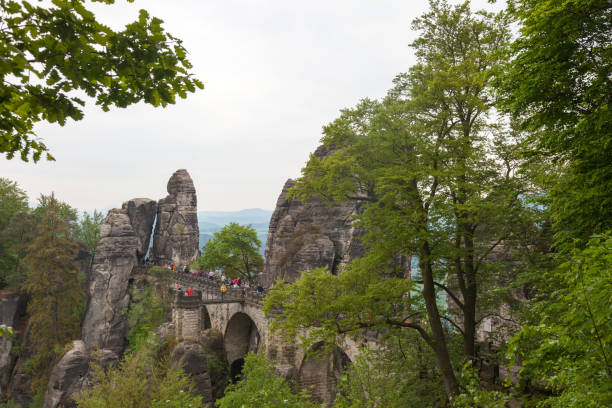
<box><xmin>1</xmin><ymin>0</ymin><xmax>610</xmax><ymax>407</ymax></box>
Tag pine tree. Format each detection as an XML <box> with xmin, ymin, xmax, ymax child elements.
<box><xmin>23</xmin><ymin>194</ymin><xmax>86</xmax><ymax>388</ymax></box>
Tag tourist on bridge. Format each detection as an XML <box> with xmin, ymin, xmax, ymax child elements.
<box><xmin>187</xmin><ymin>287</ymin><xmax>193</xmax><ymax>296</ymax></box>
<box><xmin>256</xmin><ymin>284</ymin><xmax>263</xmax><ymax>294</ymax></box>
<box><xmin>208</xmin><ymin>270</ymin><xmax>215</xmax><ymax>280</ymax></box>
<box><xmin>183</xmin><ymin>265</ymin><xmax>189</xmax><ymax>274</ymax></box>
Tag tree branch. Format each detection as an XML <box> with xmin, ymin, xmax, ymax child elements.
<box><xmin>441</xmin><ymin>315</ymin><xmax>464</xmax><ymax>336</ymax></box>
<box><xmin>415</xmin><ymin>279</ymin><xmax>464</xmax><ymax>309</ymax></box>
<box><xmin>474</xmin><ymin>235</ymin><xmax>506</xmax><ymax>274</ymax></box>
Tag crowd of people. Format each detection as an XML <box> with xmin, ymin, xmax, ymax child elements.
<box><xmin>147</xmin><ymin>257</ymin><xmax>265</xmax><ymax>297</ymax></box>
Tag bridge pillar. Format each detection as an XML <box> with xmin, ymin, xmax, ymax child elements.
<box><xmin>173</xmin><ymin>290</ymin><xmax>202</xmax><ymax>342</ymax></box>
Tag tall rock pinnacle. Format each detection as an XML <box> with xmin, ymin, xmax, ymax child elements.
<box><xmin>152</xmin><ymin>169</ymin><xmax>200</xmax><ymax>267</ymax></box>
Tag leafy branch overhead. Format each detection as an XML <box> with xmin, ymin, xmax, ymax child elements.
<box><xmin>0</xmin><ymin>0</ymin><xmax>203</xmax><ymax>162</ymax></box>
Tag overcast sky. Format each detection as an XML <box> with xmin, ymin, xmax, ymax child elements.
<box><xmin>0</xmin><ymin>0</ymin><xmax>504</xmax><ymax>212</ymax></box>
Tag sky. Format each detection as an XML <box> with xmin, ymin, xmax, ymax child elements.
<box><xmin>0</xmin><ymin>0</ymin><xmax>504</xmax><ymax>212</ymax></box>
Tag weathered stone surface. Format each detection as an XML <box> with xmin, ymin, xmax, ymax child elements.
<box><xmin>43</xmin><ymin>341</ymin><xmax>88</xmax><ymax>408</ymax></box>
<box><xmin>122</xmin><ymin>198</ymin><xmax>157</xmax><ymax>262</ymax></box>
<box><xmin>6</xmin><ymin>323</ymin><xmax>35</xmax><ymax>407</ymax></box>
<box><xmin>43</xmin><ymin>210</ymin><xmax>137</xmax><ymax>408</ymax></box>
<box><xmin>170</xmin><ymin>342</ymin><xmax>213</xmax><ymax>404</ymax></box>
<box><xmin>81</xmin><ymin>208</ymin><xmax>139</xmax><ymax>354</ymax></box>
<box><xmin>42</xmin><ymin>171</ymin><xmax>197</xmax><ymax>408</ymax></box>
<box><xmin>262</xmin><ymin>179</ymin><xmax>363</xmax><ymax>286</ymax></box>
<box><xmin>152</xmin><ymin>169</ymin><xmax>199</xmax><ymax>267</ymax></box>
<box><xmin>43</xmin><ymin>342</ymin><xmax>118</xmax><ymax>408</ymax></box>
<box><xmin>0</xmin><ymin>293</ymin><xmax>19</xmax><ymax>397</ymax></box>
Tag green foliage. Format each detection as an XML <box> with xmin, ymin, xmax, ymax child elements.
<box><xmin>126</xmin><ymin>278</ymin><xmax>172</xmax><ymax>354</ymax></box>
<box><xmin>76</xmin><ymin>210</ymin><xmax>105</xmax><ymax>268</ymax></box>
<box><xmin>0</xmin><ymin>178</ymin><xmax>28</xmax><ymax>231</ymax></box>
<box><xmin>206</xmin><ymin>352</ymin><xmax>230</xmax><ymax>401</ymax></box>
<box><xmin>77</xmin><ymin>337</ymin><xmax>202</xmax><ymax>408</ymax></box>
<box><xmin>215</xmin><ymin>353</ymin><xmax>317</xmax><ymax>408</ymax></box>
<box><xmin>0</xmin><ymin>0</ymin><xmax>203</xmax><ymax>162</ymax></box>
<box><xmin>507</xmin><ymin>234</ymin><xmax>612</xmax><ymax>407</ymax></box>
<box><xmin>21</xmin><ymin>194</ymin><xmax>86</xmax><ymax>391</ymax></box>
<box><xmin>0</xmin><ymin>399</ymin><xmax>20</xmax><ymax>408</ymax></box>
<box><xmin>0</xmin><ymin>177</ymin><xmax>30</xmax><ymax>288</ymax></box>
<box><xmin>497</xmin><ymin>0</ymin><xmax>612</xmax><ymax>251</ymax></box>
<box><xmin>197</xmin><ymin>222</ymin><xmax>264</xmax><ymax>284</ymax></box>
<box><xmin>264</xmin><ymin>265</ymin><xmax>414</xmax><ymax>352</ymax></box>
<box><xmin>333</xmin><ymin>331</ymin><xmax>445</xmax><ymax>408</ymax></box>
<box><xmin>27</xmin><ymin>391</ymin><xmax>44</xmax><ymax>408</ymax></box>
<box><xmin>279</xmin><ymin>0</ymin><xmax>528</xmax><ymax>398</ymax></box>
<box><xmin>0</xmin><ymin>324</ymin><xmax>14</xmax><ymax>337</ymax></box>
<box><xmin>451</xmin><ymin>361</ymin><xmax>509</xmax><ymax>408</ymax></box>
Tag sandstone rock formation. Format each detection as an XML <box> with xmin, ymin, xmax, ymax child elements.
<box><xmin>262</xmin><ymin>179</ymin><xmax>364</xmax><ymax>286</ymax></box>
<box><xmin>44</xmin><ymin>208</ymin><xmax>140</xmax><ymax>407</ymax></box>
<box><xmin>122</xmin><ymin>198</ymin><xmax>157</xmax><ymax>263</ymax></box>
<box><xmin>44</xmin><ymin>342</ymin><xmax>117</xmax><ymax>408</ymax></box>
<box><xmin>170</xmin><ymin>342</ymin><xmax>213</xmax><ymax>404</ymax></box>
<box><xmin>43</xmin><ymin>170</ymin><xmax>199</xmax><ymax>408</ymax></box>
<box><xmin>152</xmin><ymin>169</ymin><xmax>199</xmax><ymax>267</ymax></box>
<box><xmin>82</xmin><ymin>208</ymin><xmax>139</xmax><ymax>354</ymax></box>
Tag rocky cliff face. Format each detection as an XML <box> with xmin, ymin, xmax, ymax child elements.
<box><xmin>152</xmin><ymin>169</ymin><xmax>200</xmax><ymax>267</ymax></box>
<box><xmin>81</xmin><ymin>208</ymin><xmax>139</xmax><ymax>354</ymax></box>
<box><xmin>43</xmin><ymin>170</ymin><xmax>198</xmax><ymax>408</ymax></box>
<box><xmin>44</xmin><ymin>208</ymin><xmax>141</xmax><ymax>407</ymax></box>
<box><xmin>262</xmin><ymin>179</ymin><xmax>364</xmax><ymax>287</ymax></box>
<box><xmin>170</xmin><ymin>342</ymin><xmax>213</xmax><ymax>404</ymax></box>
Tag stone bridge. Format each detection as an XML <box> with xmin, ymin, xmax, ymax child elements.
<box><xmin>170</xmin><ymin>271</ymin><xmax>363</xmax><ymax>404</ymax></box>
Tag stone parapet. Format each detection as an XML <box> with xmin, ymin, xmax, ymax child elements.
<box><xmin>175</xmin><ymin>290</ymin><xmax>202</xmax><ymax>309</ymax></box>
<box><xmin>173</xmin><ymin>290</ymin><xmax>202</xmax><ymax>341</ymax></box>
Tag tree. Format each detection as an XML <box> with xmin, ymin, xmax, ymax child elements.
<box><xmin>0</xmin><ymin>0</ymin><xmax>203</xmax><ymax>162</ymax></box>
<box><xmin>22</xmin><ymin>193</ymin><xmax>86</xmax><ymax>390</ymax></box>
<box><xmin>0</xmin><ymin>209</ymin><xmax>37</xmax><ymax>289</ymax></box>
<box><xmin>125</xmin><ymin>269</ymin><xmax>173</xmax><ymax>354</ymax></box>
<box><xmin>76</xmin><ymin>209</ymin><xmax>105</xmax><ymax>269</ymax></box>
<box><xmin>215</xmin><ymin>353</ymin><xmax>317</xmax><ymax>408</ymax></box>
<box><xmin>265</xmin><ymin>1</ymin><xmax>526</xmax><ymax>399</ymax></box>
<box><xmin>507</xmin><ymin>234</ymin><xmax>612</xmax><ymax>407</ymax></box>
<box><xmin>0</xmin><ymin>177</ymin><xmax>29</xmax><ymax>287</ymax></box>
<box><xmin>196</xmin><ymin>222</ymin><xmax>264</xmax><ymax>284</ymax></box>
<box><xmin>78</xmin><ymin>337</ymin><xmax>203</xmax><ymax>408</ymax></box>
<box><xmin>333</xmin><ymin>330</ymin><xmax>445</xmax><ymax>408</ymax></box>
<box><xmin>497</xmin><ymin>0</ymin><xmax>612</xmax><ymax>251</ymax></box>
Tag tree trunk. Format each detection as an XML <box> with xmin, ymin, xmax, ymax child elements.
<box><xmin>420</xmin><ymin>242</ymin><xmax>460</xmax><ymax>399</ymax></box>
<box><xmin>462</xmin><ymin>225</ymin><xmax>477</xmax><ymax>360</ymax></box>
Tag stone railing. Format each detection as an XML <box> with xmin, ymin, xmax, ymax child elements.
<box><xmin>130</xmin><ymin>265</ymin><xmax>265</xmax><ymax>306</ymax></box>
<box><xmin>173</xmin><ymin>272</ymin><xmax>265</xmax><ymax>306</ymax></box>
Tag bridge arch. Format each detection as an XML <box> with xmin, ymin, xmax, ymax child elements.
<box><xmin>224</xmin><ymin>312</ymin><xmax>261</xmax><ymax>380</ymax></box>
<box><xmin>298</xmin><ymin>342</ymin><xmax>351</xmax><ymax>404</ymax></box>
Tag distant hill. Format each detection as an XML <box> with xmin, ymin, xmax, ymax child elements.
<box><xmin>197</xmin><ymin>208</ymin><xmax>274</xmax><ymax>255</ymax></box>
